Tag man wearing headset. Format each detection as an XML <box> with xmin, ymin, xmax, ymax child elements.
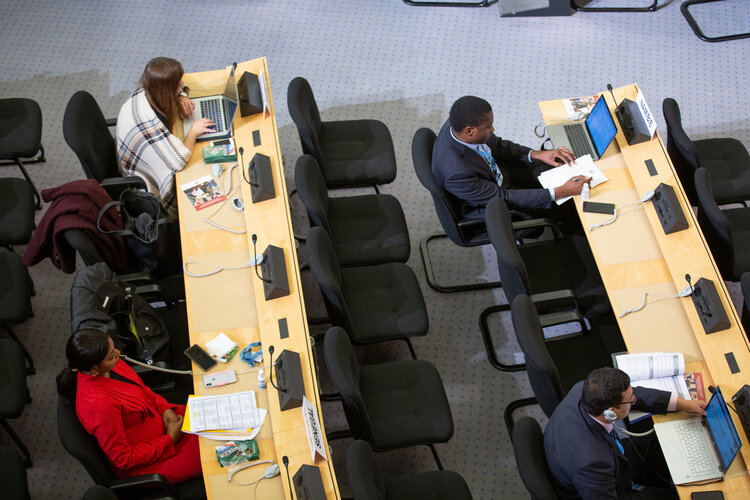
<box><xmin>544</xmin><ymin>367</ymin><xmax>707</xmax><ymax>499</ymax></box>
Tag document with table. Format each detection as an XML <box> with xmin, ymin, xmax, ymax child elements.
<box><xmin>176</xmin><ymin>57</ymin><xmax>340</xmax><ymax>499</ymax></box>
<box><xmin>540</xmin><ymin>84</ymin><xmax>750</xmax><ymax>499</ymax></box>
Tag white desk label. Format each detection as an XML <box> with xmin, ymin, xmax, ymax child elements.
<box><xmin>302</xmin><ymin>395</ymin><xmax>327</xmax><ymax>462</ymax></box>
<box><xmin>635</xmin><ymin>90</ymin><xmax>657</xmax><ymax>139</ymax></box>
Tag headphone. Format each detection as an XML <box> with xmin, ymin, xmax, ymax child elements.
<box><xmin>603</xmin><ymin>408</ymin><xmax>617</xmax><ymax>421</ymax></box>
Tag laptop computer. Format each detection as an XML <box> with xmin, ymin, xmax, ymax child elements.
<box><xmin>182</xmin><ymin>68</ymin><xmax>239</xmax><ymax>142</ymax></box>
<box><xmin>653</xmin><ymin>386</ymin><xmax>742</xmax><ymax>484</ymax></box>
<box><xmin>547</xmin><ymin>96</ymin><xmax>617</xmax><ymax>160</ymax></box>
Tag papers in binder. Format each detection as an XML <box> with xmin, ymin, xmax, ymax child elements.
<box><xmin>182</xmin><ymin>391</ymin><xmax>267</xmax><ymax>440</ymax></box>
<box><xmin>537</xmin><ymin>155</ymin><xmax>608</xmax><ymax>205</ymax></box>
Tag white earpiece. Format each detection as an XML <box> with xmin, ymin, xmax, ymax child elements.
<box><xmin>604</xmin><ymin>409</ymin><xmax>618</xmax><ymax>421</ymax></box>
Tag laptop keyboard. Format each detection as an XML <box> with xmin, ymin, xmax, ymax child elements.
<box><xmin>200</xmin><ymin>99</ymin><xmax>226</xmax><ymax>133</ymax></box>
<box><xmin>675</xmin><ymin>422</ymin><xmax>714</xmax><ymax>475</ymax></box>
<box><xmin>563</xmin><ymin>124</ymin><xmax>594</xmax><ymax>157</ymax></box>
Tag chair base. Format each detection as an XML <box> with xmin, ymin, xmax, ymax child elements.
<box><xmin>402</xmin><ymin>0</ymin><xmax>496</xmax><ymax>6</ymax></box>
<box><xmin>681</xmin><ymin>0</ymin><xmax>750</xmax><ymax>42</ymax></box>
<box><xmin>504</xmin><ymin>397</ymin><xmax>538</xmax><ymax>435</ymax></box>
<box><xmin>479</xmin><ymin>304</ymin><xmax>526</xmax><ymax>371</ymax></box>
<box><xmin>0</xmin><ymin>147</ymin><xmax>45</xmax><ymax>209</ymax></box>
<box><xmin>0</xmin><ymin>420</ymin><xmax>32</xmax><ymax>468</ymax></box>
<box><xmin>572</xmin><ymin>0</ymin><xmax>659</xmax><ymax>12</ymax></box>
<box><xmin>420</xmin><ymin>232</ymin><xmax>502</xmax><ymax>293</ymax></box>
<box><xmin>1</xmin><ymin>326</ymin><xmax>35</xmax><ymax>375</ymax></box>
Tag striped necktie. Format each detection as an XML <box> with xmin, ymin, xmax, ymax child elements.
<box><xmin>475</xmin><ymin>144</ymin><xmax>503</xmax><ymax>187</ymax></box>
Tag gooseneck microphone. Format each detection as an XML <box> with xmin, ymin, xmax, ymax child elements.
<box><xmin>685</xmin><ymin>273</ymin><xmax>695</xmax><ymax>294</ymax></box>
<box><xmin>268</xmin><ymin>345</ymin><xmax>286</xmax><ymax>393</ymax></box>
<box><xmin>607</xmin><ymin>83</ymin><xmax>618</xmax><ymax>105</ymax></box>
<box><xmin>240</xmin><ymin>145</ymin><xmax>260</xmax><ymax>187</ymax></box>
<box><xmin>282</xmin><ymin>456</ymin><xmax>294</xmax><ymax>499</ymax></box>
<box><xmin>251</xmin><ymin>234</ymin><xmax>272</xmax><ymax>284</ymax></box>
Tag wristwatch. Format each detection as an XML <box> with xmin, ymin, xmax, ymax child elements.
<box><xmin>178</xmin><ymin>85</ymin><xmax>190</xmax><ymax>98</ymax></box>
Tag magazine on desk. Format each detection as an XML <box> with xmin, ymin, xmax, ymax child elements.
<box><xmin>613</xmin><ymin>352</ymin><xmax>705</xmax><ymax>422</ymax></box>
<box><xmin>180</xmin><ymin>174</ymin><xmax>226</xmax><ymax>211</ymax></box>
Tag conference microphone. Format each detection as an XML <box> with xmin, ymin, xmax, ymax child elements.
<box><xmin>607</xmin><ymin>83</ymin><xmax>618</xmax><ymax>106</ymax></box>
<box><xmin>685</xmin><ymin>274</ymin><xmax>695</xmax><ymax>294</ymax></box>
<box><xmin>251</xmin><ymin>234</ymin><xmax>272</xmax><ymax>284</ymax></box>
<box><xmin>283</xmin><ymin>456</ymin><xmax>295</xmax><ymax>499</ymax></box>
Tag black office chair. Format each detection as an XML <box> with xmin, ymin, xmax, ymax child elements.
<box><xmin>411</xmin><ymin>127</ymin><xmax>507</xmax><ymax>293</ymax></box>
<box><xmin>57</xmin><ymin>397</ymin><xmax>205</xmax><ymax>500</ymax></box>
<box><xmin>306</xmin><ymin>226</ymin><xmax>428</xmax><ymax>359</ymax></box>
<box><xmin>694</xmin><ymin>168</ymin><xmax>750</xmax><ymax>282</ymax></box>
<box><xmin>741</xmin><ymin>272</ymin><xmax>750</xmax><ymax>337</ymax></box>
<box><xmin>480</xmin><ymin>197</ymin><xmax>609</xmax><ymax>371</ymax></box>
<box><xmin>663</xmin><ymin>97</ymin><xmax>750</xmax><ymax>207</ymax></box>
<box><xmin>0</xmin><ymin>98</ymin><xmax>45</xmax><ymax>208</ymax></box>
<box><xmin>511</xmin><ymin>417</ymin><xmax>560</xmax><ymax>500</ymax></box>
<box><xmin>0</xmin><ymin>251</ymin><xmax>35</xmax><ymax>375</ymax></box>
<box><xmin>346</xmin><ymin>440</ymin><xmax>472</xmax><ymax>500</ymax></box>
<box><xmin>0</xmin><ymin>338</ymin><xmax>32</xmax><ymax>468</ymax></box>
<box><xmin>0</xmin><ymin>445</ymin><xmax>30</xmax><ymax>500</ymax></box>
<box><xmin>81</xmin><ymin>485</ymin><xmax>125</xmax><ymax>500</ymax></box>
<box><xmin>63</xmin><ymin>90</ymin><xmax>146</xmax><ymax>197</ymax></box>
<box><xmin>287</xmin><ymin>77</ymin><xmax>397</xmax><ymax>191</ymax></box>
<box><xmin>504</xmin><ymin>294</ymin><xmax>625</xmax><ymax>433</ymax></box>
<box><xmin>0</xmin><ymin>178</ymin><xmax>35</xmax><ymax>251</ymax></box>
<box><xmin>324</xmin><ymin>327</ymin><xmax>453</xmax><ymax>470</ymax></box>
<box><xmin>295</xmin><ymin>154</ymin><xmax>411</xmax><ymax>267</ymax></box>
<box><xmin>682</xmin><ymin>0</ymin><xmax>750</xmax><ymax>42</ymax></box>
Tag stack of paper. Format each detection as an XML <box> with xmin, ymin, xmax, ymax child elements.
<box><xmin>182</xmin><ymin>391</ymin><xmax>267</xmax><ymax>440</ymax></box>
<box><xmin>537</xmin><ymin>155</ymin><xmax>608</xmax><ymax>205</ymax></box>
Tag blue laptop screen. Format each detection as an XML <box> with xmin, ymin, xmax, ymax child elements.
<box><xmin>585</xmin><ymin>96</ymin><xmax>617</xmax><ymax>158</ymax></box>
<box><xmin>706</xmin><ymin>386</ymin><xmax>742</xmax><ymax>471</ymax></box>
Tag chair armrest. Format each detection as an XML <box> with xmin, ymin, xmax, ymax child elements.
<box><xmin>109</xmin><ymin>473</ymin><xmax>176</xmax><ymax>498</ymax></box>
<box><xmin>538</xmin><ymin>310</ymin><xmax>585</xmax><ymax>331</ymax></box>
<box><xmin>100</xmin><ymin>176</ymin><xmax>147</xmax><ymax>192</ymax></box>
<box><xmin>529</xmin><ymin>289</ymin><xmax>577</xmax><ymax>308</ymax></box>
<box><xmin>105</xmin><ymin>117</ymin><xmax>117</xmax><ymax>127</ymax></box>
<box><xmin>511</xmin><ymin>217</ymin><xmax>562</xmax><ymax>240</ymax></box>
<box><xmin>456</xmin><ymin>218</ymin><xmax>486</xmax><ymax>231</ymax></box>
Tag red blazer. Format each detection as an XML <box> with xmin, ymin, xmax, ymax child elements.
<box><xmin>76</xmin><ymin>359</ymin><xmax>177</xmax><ymax>476</ymax></box>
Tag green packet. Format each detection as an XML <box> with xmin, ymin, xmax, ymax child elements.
<box><xmin>215</xmin><ymin>439</ymin><xmax>259</xmax><ymax>467</ymax></box>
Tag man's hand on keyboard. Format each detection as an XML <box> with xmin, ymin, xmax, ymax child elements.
<box><xmin>178</xmin><ymin>96</ymin><xmax>195</xmax><ymax>119</ymax></box>
<box><xmin>531</xmin><ymin>146</ymin><xmax>576</xmax><ymax>167</ymax></box>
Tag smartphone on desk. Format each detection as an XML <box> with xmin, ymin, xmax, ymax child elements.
<box><xmin>582</xmin><ymin>201</ymin><xmax>615</xmax><ymax>215</ymax></box>
<box><xmin>691</xmin><ymin>492</ymin><xmax>724</xmax><ymax>500</ymax></box>
<box><xmin>184</xmin><ymin>344</ymin><xmax>217</xmax><ymax>372</ymax></box>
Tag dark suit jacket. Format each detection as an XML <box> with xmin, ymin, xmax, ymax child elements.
<box><xmin>431</xmin><ymin>120</ymin><xmax>552</xmax><ymax>219</ymax></box>
<box><xmin>544</xmin><ymin>381</ymin><xmax>671</xmax><ymax>500</ymax></box>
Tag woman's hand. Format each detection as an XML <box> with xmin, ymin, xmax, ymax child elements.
<box><xmin>165</xmin><ymin>414</ymin><xmax>184</xmax><ymax>444</ymax></box>
<box><xmin>178</xmin><ymin>96</ymin><xmax>195</xmax><ymax>120</ymax></box>
<box><xmin>188</xmin><ymin>118</ymin><xmax>216</xmax><ymax>138</ymax></box>
<box><xmin>162</xmin><ymin>408</ymin><xmax>180</xmax><ymax>428</ymax></box>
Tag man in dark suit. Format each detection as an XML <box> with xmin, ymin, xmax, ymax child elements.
<box><xmin>544</xmin><ymin>367</ymin><xmax>707</xmax><ymax>499</ymax></box>
<box><xmin>432</xmin><ymin>95</ymin><xmax>589</xmax><ymax>220</ymax></box>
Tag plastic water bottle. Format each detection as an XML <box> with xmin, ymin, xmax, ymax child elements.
<box><xmin>257</xmin><ymin>368</ymin><xmax>267</xmax><ymax>389</ymax></box>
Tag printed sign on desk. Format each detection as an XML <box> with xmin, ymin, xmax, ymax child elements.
<box><xmin>635</xmin><ymin>91</ymin><xmax>657</xmax><ymax>139</ymax></box>
<box><xmin>302</xmin><ymin>395</ymin><xmax>327</xmax><ymax>462</ymax></box>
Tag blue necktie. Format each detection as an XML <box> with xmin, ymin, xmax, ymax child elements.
<box><xmin>610</xmin><ymin>428</ymin><xmax>625</xmax><ymax>455</ymax></box>
<box><xmin>475</xmin><ymin>144</ymin><xmax>503</xmax><ymax>187</ymax></box>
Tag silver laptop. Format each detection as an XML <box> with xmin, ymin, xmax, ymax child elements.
<box><xmin>547</xmin><ymin>96</ymin><xmax>617</xmax><ymax>160</ymax></box>
<box><xmin>182</xmin><ymin>68</ymin><xmax>238</xmax><ymax>142</ymax></box>
<box><xmin>653</xmin><ymin>386</ymin><xmax>742</xmax><ymax>484</ymax></box>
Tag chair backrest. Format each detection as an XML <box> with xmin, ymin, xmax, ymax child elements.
<box><xmin>511</xmin><ymin>416</ymin><xmax>560</xmax><ymax>500</ymax></box>
<box><xmin>663</xmin><ymin>98</ymin><xmax>701</xmax><ymax>205</ymax></box>
<box><xmin>81</xmin><ymin>485</ymin><xmax>120</xmax><ymax>500</ymax></box>
<box><xmin>486</xmin><ymin>197</ymin><xmax>532</xmax><ymax>304</ymax></box>
<box><xmin>346</xmin><ymin>440</ymin><xmax>387</xmax><ymax>500</ymax></box>
<box><xmin>411</xmin><ymin>128</ymin><xmax>477</xmax><ymax>247</ymax></box>
<box><xmin>63</xmin><ymin>91</ymin><xmax>120</xmax><ymax>182</ymax></box>
<box><xmin>741</xmin><ymin>273</ymin><xmax>750</xmax><ymax>336</ymax></box>
<box><xmin>0</xmin><ymin>444</ymin><xmax>29</xmax><ymax>500</ymax></box>
<box><xmin>306</xmin><ymin>226</ymin><xmax>353</xmax><ymax>331</ymax></box>
<box><xmin>323</xmin><ymin>327</ymin><xmax>376</xmax><ymax>442</ymax></box>
<box><xmin>57</xmin><ymin>396</ymin><xmax>117</xmax><ymax>486</ymax></box>
<box><xmin>287</xmin><ymin>77</ymin><xmax>324</xmax><ymax>161</ymax></box>
<box><xmin>295</xmin><ymin>154</ymin><xmax>331</xmax><ymax>230</ymax></box>
<box><xmin>695</xmin><ymin>167</ymin><xmax>735</xmax><ymax>279</ymax></box>
<box><xmin>511</xmin><ymin>294</ymin><xmax>566</xmax><ymax>418</ymax></box>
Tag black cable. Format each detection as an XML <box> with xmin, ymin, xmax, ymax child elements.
<box><xmin>240</xmin><ymin>146</ymin><xmax>259</xmax><ymax>187</ymax></box>
<box><xmin>282</xmin><ymin>456</ymin><xmax>294</xmax><ymax>499</ymax></box>
<box><xmin>268</xmin><ymin>345</ymin><xmax>285</xmax><ymax>392</ymax></box>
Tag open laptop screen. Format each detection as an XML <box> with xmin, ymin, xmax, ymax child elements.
<box><xmin>706</xmin><ymin>386</ymin><xmax>742</xmax><ymax>472</ymax></box>
<box><xmin>585</xmin><ymin>96</ymin><xmax>617</xmax><ymax>158</ymax></box>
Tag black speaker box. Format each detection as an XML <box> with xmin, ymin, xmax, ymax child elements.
<box><xmin>653</xmin><ymin>183</ymin><xmax>688</xmax><ymax>234</ymax></box>
<box><xmin>275</xmin><ymin>349</ymin><xmax>304</xmax><ymax>411</ymax></box>
<box><xmin>261</xmin><ymin>245</ymin><xmax>290</xmax><ymax>301</ymax></box>
<box><xmin>615</xmin><ymin>99</ymin><xmax>651</xmax><ymax>146</ymax></box>
<box><xmin>249</xmin><ymin>152</ymin><xmax>275</xmax><ymax>203</ymax></box>
<box><xmin>237</xmin><ymin>71</ymin><xmax>263</xmax><ymax>117</ymax></box>
<box><xmin>293</xmin><ymin>464</ymin><xmax>326</xmax><ymax>500</ymax></box>
<box><xmin>691</xmin><ymin>278</ymin><xmax>731</xmax><ymax>334</ymax></box>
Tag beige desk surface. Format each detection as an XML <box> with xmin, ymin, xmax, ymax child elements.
<box><xmin>177</xmin><ymin>57</ymin><xmax>340</xmax><ymax>499</ymax></box>
<box><xmin>541</xmin><ymin>85</ymin><xmax>750</xmax><ymax>498</ymax></box>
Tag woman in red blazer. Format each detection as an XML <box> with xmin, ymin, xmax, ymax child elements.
<box><xmin>57</xmin><ymin>329</ymin><xmax>201</xmax><ymax>484</ymax></box>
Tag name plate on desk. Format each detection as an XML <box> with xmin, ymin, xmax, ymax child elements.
<box><xmin>302</xmin><ymin>396</ymin><xmax>327</xmax><ymax>462</ymax></box>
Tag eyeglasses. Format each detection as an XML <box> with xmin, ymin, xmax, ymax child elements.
<box><xmin>616</xmin><ymin>394</ymin><xmax>637</xmax><ymax>406</ymax></box>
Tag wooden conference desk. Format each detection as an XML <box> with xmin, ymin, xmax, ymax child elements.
<box><xmin>176</xmin><ymin>57</ymin><xmax>340</xmax><ymax>499</ymax></box>
<box><xmin>540</xmin><ymin>84</ymin><xmax>750</xmax><ymax>499</ymax></box>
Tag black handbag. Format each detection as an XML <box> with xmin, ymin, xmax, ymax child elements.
<box><xmin>97</xmin><ymin>189</ymin><xmax>178</xmax><ymax>275</ymax></box>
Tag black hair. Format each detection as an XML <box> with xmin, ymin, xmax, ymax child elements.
<box><xmin>581</xmin><ymin>367</ymin><xmax>631</xmax><ymax>415</ymax></box>
<box><xmin>56</xmin><ymin>329</ymin><xmax>111</xmax><ymax>406</ymax></box>
<box><xmin>449</xmin><ymin>96</ymin><xmax>492</xmax><ymax>132</ymax></box>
